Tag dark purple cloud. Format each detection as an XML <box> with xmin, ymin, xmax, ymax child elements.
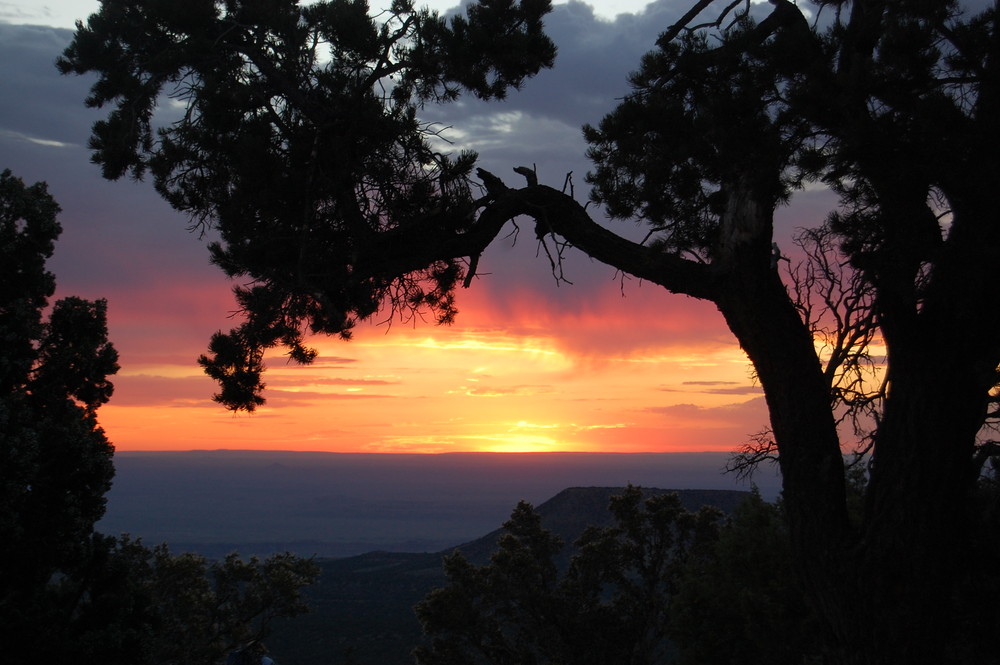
<box><xmin>657</xmin><ymin>381</ymin><xmax>764</xmax><ymax>396</ymax></box>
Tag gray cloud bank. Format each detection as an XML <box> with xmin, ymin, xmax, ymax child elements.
<box><xmin>0</xmin><ymin>1</ymin><xmax>723</xmax><ymax>336</ymax></box>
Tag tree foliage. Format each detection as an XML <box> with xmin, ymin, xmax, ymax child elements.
<box><xmin>0</xmin><ymin>169</ymin><xmax>119</xmax><ymax>623</ymax></box>
<box><xmin>58</xmin><ymin>0</ymin><xmax>556</xmax><ymax>411</ymax></box>
<box><xmin>61</xmin><ymin>0</ymin><xmax>1000</xmax><ymax>662</ymax></box>
<box><xmin>414</xmin><ymin>487</ymin><xmax>722</xmax><ymax>665</ymax></box>
<box><xmin>669</xmin><ymin>491</ymin><xmax>820</xmax><ymax>665</ymax></box>
<box><xmin>0</xmin><ymin>170</ymin><xmax>319</xmax><ymax>663</ymax></box>
<box><xmin>61</xmin><ymin>537</ymin><xmax>320</xmax><ymax>665</ymax></box>
<box><xmin>414</xmin><ymin>501</ymin><xmax>568</xmax><ymax>665</ymax></box>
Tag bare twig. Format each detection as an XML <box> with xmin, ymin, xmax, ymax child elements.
<box><xmin>726</xmin><ymin>428</ymin><xmax>779</xmax><ymax>482</ymax></box>
<box><xmin>656</xmin><ymin>0</ymin><xmax>723</xmax><ymax>47</ymax></box>
<box><xmin>463</xmin><ymin>253</ymin><xmax>481</xmax><ymax>288</ymax></box>
<box><xmin>562</xmin><ymin>171</ymin><xmax>574</xmax><ymax>197</ymax></box>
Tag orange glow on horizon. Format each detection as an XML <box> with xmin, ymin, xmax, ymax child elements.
<box><xmin>98</xmin><ymin>279</ymin><xmax>770</xmax><ymax>454</ymax></box>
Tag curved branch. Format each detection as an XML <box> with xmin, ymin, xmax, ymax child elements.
<box><xmin>474</xmin><ymin>172</ymin><xmax>717</xmax><ymax>300</ymax></box>
<box><xmin>363</xmin><ymin>169</ymin><xmax>718</xmax><ymax>301</ymax></box>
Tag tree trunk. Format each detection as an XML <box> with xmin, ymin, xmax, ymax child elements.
<box><xmin>708</xmin><ymin>183</ymin><xmax>864</xmax><ymax>662</ymax></box>
<box><xmin>853</xmin><ymin>191</ymin><xmax>1000</xmax><ymax>663</ymax></box>
<box><xmin>858</xmin><ymin>370</ymin><xmax>980</xmax><ymax>664</ymax></box>
<box><xmin>711</xmin><ymin>185</ymin><xmax>989</xmax><ymax>664</ymax></box>
<box><xmin>485</xmin><ymin>175</ymin><xmax>994</xmax><ymax>664</ymax></box>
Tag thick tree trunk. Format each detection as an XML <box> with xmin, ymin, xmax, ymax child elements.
<box><xmin>481</xmin><ymin>175</ymin><xmax>994</xmax><ymax>664</ymax></box>
<box><xmin>489</xmin><ymin>178</ymin><xmax>865</xmax><ymax>660</ymax></box>
<box><xmin>710</xmin><ymin>186</ymin><xmax>989</xmax><ymax>664</ymax></box>
<box><xmin>852</xmin><ymin>194</ymin><xmax>1000</xmax><ymax>662</ymax></box>
<box><xmin>859</xmin><ymin>373</ymin><xmax>981</xmax><ymax>664</ymax></box>
<box><xmin>707</xmin><ymin>184</ymin><xmax>863</xmax><ymax>662</ymax></box>
<box><xmin>716</xmin><ymin>279</ymin><xmax>863</xmax><ymax>662</ymax></box>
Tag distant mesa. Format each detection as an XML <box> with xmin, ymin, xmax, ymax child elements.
<box><xmin>267</xmin><ymin>485</ymin><xmax>751</xmax><ymax>665</ymax></box>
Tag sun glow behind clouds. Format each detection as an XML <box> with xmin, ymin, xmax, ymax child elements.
<box><xmin>98</xmin><ymin>284</ymin><xmax>769</xmax><ymax>453</ymax></box>
<box><xmin>474</xmin><ymin>421</ymin><xmax>565</xmax><ymax>452</ymax></box>
<box><xmin>9</xmin><ymin>0</ymin><xmax>779</xmax><ymax>454</ymax></box>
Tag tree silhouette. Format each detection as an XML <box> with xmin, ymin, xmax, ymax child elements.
<box><xmin>0</xmin><ymin>170</ymin><xmax>319</xmax><ymax>663</ymax></box>
<box><xmin>57</xmin><ymin>0</ymin><xmax>556</xmax><ymax>412</ymax></box>
<box><xmin>60</xmin><ymin>1</ymin><xmax>1000</xmax><ymax>662</ymax></box>
<box><xmin>669</xmin><ymin>490</ymin><xmax>821</xmax><ymax>665</ymax></box>
<box><xmin>0</xmin><ymin>168</ymin><xmax>119</xmax><ymax>659</ymax></box>
<box><xmin>415</xmin><ymin>487</ymin><xmax>722</xmax><ymax>665</ymax></box>
<box><xmin>70</xmin><ymin>538</ymin><xmax>320</xmax><ymax>665</ymax></box>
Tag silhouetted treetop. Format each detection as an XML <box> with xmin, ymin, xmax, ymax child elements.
<box><xmin>59</xmin><ymin>0</ymin><xmax>555</xmax><ymax>410</ymax></box>
<box><xmin>1</xmin><ymin>170</ymin><xmax>119</xmax><ymax>660</ymax></box>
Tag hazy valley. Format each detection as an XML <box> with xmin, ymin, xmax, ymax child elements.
<box><xmin>99</xmin><ymin>450</ymin><xmax>779</xmax><ymax>559</ymax></box>
<box><xmin>96</xmin><ymin>451</ymin><xmax>776</xmax><ymax>665</ymax></box>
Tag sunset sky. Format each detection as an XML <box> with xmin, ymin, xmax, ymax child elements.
<box><xmin>1</xmin><ymin>0</ymin><xmax>836</xmax><ymax>454</ymax></box>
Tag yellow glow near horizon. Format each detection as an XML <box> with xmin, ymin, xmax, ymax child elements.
<box><xmin>477</xmin><ymin>421</ymin><xmax>563</xmax><ymax>452</ymax></box>
<box><xmin>475</xmin><ymin>435</ymin><xmax>562</xmax><ymax>453</ymax></box>
<box><xmin>98</xmin><ymin>287</ymin><xmax>766</xmax><ymax>454</ymax></box>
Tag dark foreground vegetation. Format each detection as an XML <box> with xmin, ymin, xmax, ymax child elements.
<box><xmin>58</xmin><ymin>1</ymin><xmax>1000</xmax><ymax>658</ymax></box>
<box><xmin>274</xmin><ymin>474</ymin><xmax>1000</xmax><ymax>665</ymax></box>
<box><xmin>269</xmin><ymin>487</ymin><xmax>749</xmax><ymax>665</ymax></box>
<box><xmin>4</xmin><ymin>0</ymin><xmax>1000</xmax><ymax>662</ymax></box>
<box><xmin>0</xmin><ymin>170</ymin><xmax>319</xmax><ymax>664</ymax></box>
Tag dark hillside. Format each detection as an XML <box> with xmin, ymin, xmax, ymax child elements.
<box><xmin>269</xmin><ymin>551</ymin><xmax>445</xmax><ymax>665</ymax></box>
<box><xmin>454</xmin><ymin>486</ymin><xmax>747</xmax><ymax>565</ymax></box>
<box><xmin>267</xmin><ymin>487</ymin><xmax>749</xmax><ymax>665</ymax></box>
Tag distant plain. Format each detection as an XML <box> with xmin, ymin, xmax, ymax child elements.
<box><xmin>99</xmin><ymin>451</ymin><xmax>781</xmax><ymax>558</ymax></box>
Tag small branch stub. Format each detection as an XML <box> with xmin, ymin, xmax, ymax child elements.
<box><xmin>513</xmin><ymin>165</ymin><xmax>538</xmax><ymax>187</ymax></box>
<box><xmin>476</xmin><ymin>168</ymin><xmax>508</xmax><ymax>196</ymax></box>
